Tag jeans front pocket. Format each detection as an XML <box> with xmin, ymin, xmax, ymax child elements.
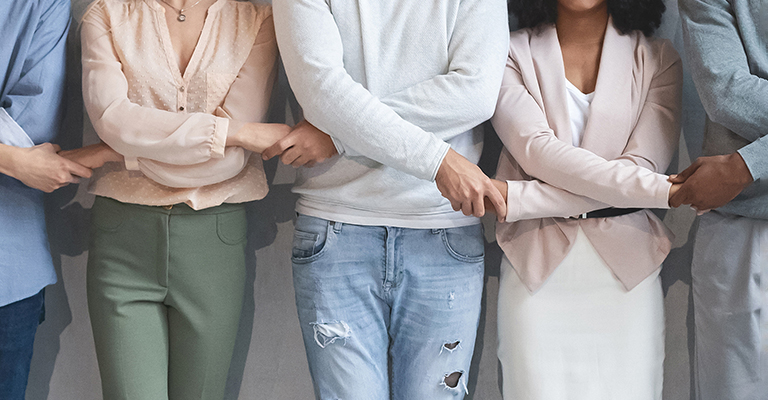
<box><xmin>440</xmin><ymin>224</ymin><xmax>484</xmax><ymax>263</ymax></box>
<box><xmin>292</xmin><ymin>215</ymin><xmax>331</xmax><ymax>263</ymax></box>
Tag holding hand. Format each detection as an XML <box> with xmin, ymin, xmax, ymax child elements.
<box><xmin>0</xmin><ymin>143</ymin><xmax>92</xmax><ymax>193</ymax></box>
<box><xmin>667</xmin><ymin>152</ymin><xmax>753</xmax><ymax>210</ymax></box>
<box><xmin>261</xmin><ymin>120</ymin><xmax>337</xmax><ymax>167</ymax></box>
<box><xmin>435</xmin><ymin>149</ymin><xmax>507</xmax><ymax>222</ymax></box>
<box><xmin>59</xmin><ymin>142</ymin><xmax>123</xmax><ymax>169</ymax></box>
<box><xmin>227</xmin><ymin>123</ymin><xmax>291</xmax><ymax>154</ymax></box>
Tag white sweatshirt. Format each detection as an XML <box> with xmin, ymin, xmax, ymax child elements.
<box><xmin>273</xmin><ymin>0</ymin><xmax>509</xmax><ymax>228</ymax></box>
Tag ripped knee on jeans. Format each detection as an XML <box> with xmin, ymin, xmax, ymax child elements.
<box><xmin>310</xmin><ymin>321</ymin><xmax>351</xmax><ymax>348</ymax></box>
<box><xmin>441</xmin><ymin>370</ymin><xmax>467</xmax><ymax>394</ymax></box>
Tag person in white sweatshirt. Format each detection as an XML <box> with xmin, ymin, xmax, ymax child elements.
<box><xmin>267</xmin><ymin>0</ymin><xmax>508</xmax><ymax>398</ymax></box>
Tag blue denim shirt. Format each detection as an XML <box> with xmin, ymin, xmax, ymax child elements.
<box><xmin>0</xmin><ymin>0</ymin><xmax>70</xmax><ymax>307</ymax></box>
<box><xmin>680</xmin><ymin>0</ymin><xmax>768</xmax><ymax>219</ymax></box>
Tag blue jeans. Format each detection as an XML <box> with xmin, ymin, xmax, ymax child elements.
<box><xmin>291</xmin><ymin>214</ymin><xmax>485</xmax><ymax>400</ymax></box>
<box><xmin>0</xmin><ymin>289</ymin><xmax>44</xmax><ymax>400</ymax></box>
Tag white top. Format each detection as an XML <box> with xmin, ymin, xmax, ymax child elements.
<box><xmin>273</xmin><ymin>0</ymin><xmax>509</xmax><ymax>228</ymax></box>
<box><xmin>565</xmin><ymin>80</ymin><xmax>595</xmax><ymax>147</ymax></box>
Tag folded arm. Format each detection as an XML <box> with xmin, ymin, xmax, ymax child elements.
<box><xmin>81</xmin><ymin>7</ymin><xmax>279</xmax><ymax>188</ymax></box>
<box><xmin>492</xmin><ymin>42</ymin><xmax>682</xmax><ymax>221</ymax></box>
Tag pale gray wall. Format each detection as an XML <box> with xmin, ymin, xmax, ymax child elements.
<box><xmin>27</xmin><ymin>1</ymin><xmax>703</xmax><ymax>398</ymax></box>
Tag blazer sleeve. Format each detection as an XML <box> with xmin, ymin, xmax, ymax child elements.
<box><xmin>679</xmin><ymin>0</ymin><xmax>768</xmax><ymax>181</ymax></box>
<box><xmin>136</xmin><ymin>13</ymin><xmax>278</xmax><ymax>188</ymax></box>
<box><xmin>494</xmin><ymin>40</ymin><xmax>682</xmax><ymax>222</ymax></box>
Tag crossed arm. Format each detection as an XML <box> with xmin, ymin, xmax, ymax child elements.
<box><xmin>65</xmin><ymin>8</ymin><xmax>287</xmax><ymax>188</ymax></box>
<box><xmin>488</xmin><ymin>41</ymin><xmax>683</xmax><ymax>221</ymax></box>
<box><xmin>269</xmin><ymin>0</ymin><xmax>509</xmax><ymax>219</ymax></box>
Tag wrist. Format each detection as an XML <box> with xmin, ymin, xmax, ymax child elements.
<box><xmin>728</xmin><ymin>152</ymin><xmax>753</xmax><ymax>186</ymax></box>
<box><xmin>0</xmin><ymin>143</ymin><xmax>20</xmax><ymax>178</ymax></box>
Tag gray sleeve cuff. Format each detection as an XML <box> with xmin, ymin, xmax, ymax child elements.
<box><xmin>737</xmin><ymin>138</ymin><xmax>767</xmax><ymax>181</ymax></box>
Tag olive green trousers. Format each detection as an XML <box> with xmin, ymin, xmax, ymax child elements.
<box><xmin>87</xmin><ymin>196</ymin><xmax>247</xmax><ymax>400</ymax></box>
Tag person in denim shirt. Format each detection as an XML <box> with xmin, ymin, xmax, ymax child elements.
<box><xmin>0</xmin><ymin>1</ymin><xmax>91</xmax><ymax>398</ymax></box>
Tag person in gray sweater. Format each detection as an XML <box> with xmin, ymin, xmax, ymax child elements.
<box><xmin>674</xmin><ymin>1</ymin><xmax>768</xmax><ymax>399</ymax></box>
<box><xmin>266</xmin><ymin>0</ymin><xmax>508</xmax><ymax>398</ymax></box>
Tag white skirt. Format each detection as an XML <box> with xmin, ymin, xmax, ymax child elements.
<box><xmin>497</xmin><ymin>228</ymin><xmax>664</xmax><ymax>400</ymax></box>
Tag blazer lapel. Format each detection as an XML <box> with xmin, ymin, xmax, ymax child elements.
<box><xmin>529</xmin><ymin>25</ymin><xmax>573</xmax><ymax>145</ymax></box>
<box><xmin>579</xmin><ymin>19</ymin><xmax>634</xmax><ymax>159</ymax></box>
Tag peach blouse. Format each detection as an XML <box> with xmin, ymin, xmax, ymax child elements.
<box><xmin>81</xmin><ymin>0</ymin><xmax>277</xmax><ymax>210</ymax></box>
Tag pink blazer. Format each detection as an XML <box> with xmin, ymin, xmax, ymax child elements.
<box><xmin>491</xmin><ymin>20</ymin><xmax>683</xmax><ymax>292</ymax></box>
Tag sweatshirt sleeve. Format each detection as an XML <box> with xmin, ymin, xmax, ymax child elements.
<box><xmin>272</xmin><ymin>0</ymin><xmax>452</xmax><ymax>181</ymax></box>
<box><xmin>679</xmin><ymin>0</ymin><xmax>768</xmax><ymax>181</ymax></box>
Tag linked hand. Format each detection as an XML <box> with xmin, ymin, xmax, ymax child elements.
<box><xmin>261</xmin><ymin>120</ymin><xmax>337</xmax><ymax>167</ymax></box>
<box><xmin>227</xmin><ymin>123</ymin><xmax>291</xmax><ymax>154</ymax></box>
<box><xmin>6</xmin><ymin>143</ymin><xmax>92</xmax><ymax>193</ymax></box>
<box><xmin>59</xmin><ymin>142</ymin><xmax>123</xmax><ymax>169</ymax></box>
<box><xmin>436</xmin><ymin>149</ymin><xmax>507</xmax><ymax>222</ymax></box>
<box><xmin>667</xmin><ymin>153</ymin><xmax>753</xmax><ymax>210</ymax></box>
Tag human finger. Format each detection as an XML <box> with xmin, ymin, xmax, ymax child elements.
<box><xmin>280</xmin><ymin>147</ymin><xmax>301</xmax><ymax>166</ymax></box>
<box><xmin>471</xmin><ymin>193</ymin><xmax>486</xmax><ymax>218</ymax></box>
<box><xmin>262</xmin><ymin>135</ymin><xmax>295</xmax><ymax>160</ymax></box>
<box><xmin>52</xmin><ymin>144</ymin><xmax>62</xmax><ymax>153</ymax></box>
<box><xmin>668</xmin><ymin>161</ymin><xmax>701</xmax><ymax>183</ymax></box>
<box><xmin>63</xmin><ymin>157</ymin><xmax>93</xmax><ymax>178</ymax></box>
<box><xmin>290</xmin><ymin>154</ymin><xmax>310</xmax><ymax>168</ymax></box>
<box><xmin>668</xmin><ymin>185</ymin><xmax>691</xmax><ymax>208</ymax></box>
<box><xmin>460</xmin><ymin>200</ymin><xmax>473</xmax><ymax>217</ymax></box>
<box><xmin>487</xmin><ymin>185</ymin><xmax>506</xmax><ymax>222</ymax></box>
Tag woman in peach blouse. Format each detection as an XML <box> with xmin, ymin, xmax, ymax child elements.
<box><xmin>62</xmin><ymin>0</ymin><xmax>285</xmax><ymax>398</ymax></box>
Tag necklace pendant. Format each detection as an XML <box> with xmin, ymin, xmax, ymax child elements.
<box><xmin>177</xmin><ymin>13</ymin><xmax>186</xmax><ymax>22</ymax></box>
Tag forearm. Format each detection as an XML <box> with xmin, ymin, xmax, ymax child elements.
<box><xmin>137</xmin><ymin>148</ymin><xmax>248</xmax><ymax>188</ymax></box>
<box><xmin>273</xmin><ymin>0</ymin><xmax>449</xmax><ymax>180</ymax></box>
<box><xmin>505</xmin><ymin>179</ymin><xmax>613</xmax><ymax>221</ymax></box>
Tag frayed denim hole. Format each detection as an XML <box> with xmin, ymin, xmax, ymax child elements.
<box><xmin>439</xmin><ymin>340</ymin><xmax>462</xmax><ymax>355</ymax></box>
<box><xmin>310</xmin><ymin>321</ymin><xmax>351</xmax><ymax>348</ymax></box>
<box><xmin>441</xmin><ymin>370</ymin><xmax>468</xmax><ymax>394</ymax></box>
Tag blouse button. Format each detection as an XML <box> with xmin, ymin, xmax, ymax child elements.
<box><xmin>179</xmin><ymin>106</ymin><xmax>185</xmax><ymax>111</ymax></box>
<box><xmin>179</xmin><ymin>86</ymin><xmax>185</xmax><ymax>92</ymax></box>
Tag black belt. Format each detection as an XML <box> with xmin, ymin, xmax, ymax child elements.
<box><xmin>571</xmin><ymin>207</ymin><xmax>643</xmax><ymax>219</ymax></box>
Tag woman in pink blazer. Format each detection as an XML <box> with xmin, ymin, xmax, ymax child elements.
<box><xmin>490</xmin><ymin>0</ymin><xmax>682</xmax><ymax>398</ymax></box>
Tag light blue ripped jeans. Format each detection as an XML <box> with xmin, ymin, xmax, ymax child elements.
<box><xmin>291</xmin><ymin>214</ymin><xmax>485</xmax><ymax>400</ymax></box>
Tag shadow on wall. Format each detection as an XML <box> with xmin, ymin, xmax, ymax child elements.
<box><xmin>27</xmin><ymin>25</ymin><xmax>88</xmax><ymax>400</ymax></box>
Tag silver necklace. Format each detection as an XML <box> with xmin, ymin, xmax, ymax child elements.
<box><xmin>159</xmin><ymin>0</ymin><xmax>204</xmax><ymax>22</ymax></box>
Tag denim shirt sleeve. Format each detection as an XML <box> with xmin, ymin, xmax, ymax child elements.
<box><xmin>0</xmin><ymin>108</ymin><xmax>35</xmax><ymax>148</ymax></box>
<box><xmin>679</xmin><ymin>0</ymin><xmax>768</xmax><ymax>179</ymax></box>
<box><xmin>0</xmin><ymin>0</ymin><xmax>70</xmax><ymax>146</ymax></box>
